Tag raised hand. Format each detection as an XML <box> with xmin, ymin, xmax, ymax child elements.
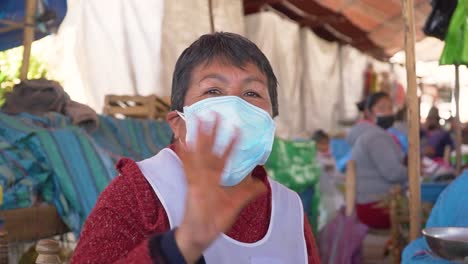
<box><xmin>175</xmin><ymin>115</ymin><xmax>266</xmax><ymax>263</ymax></box>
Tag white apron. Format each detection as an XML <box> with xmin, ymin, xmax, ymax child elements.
<box><xmin>138</xmin><ymin>148</ymin><xmax>307</xmax><ymax>264</ymax></box>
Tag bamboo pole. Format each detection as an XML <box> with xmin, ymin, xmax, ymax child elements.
<box><xmin>345</xmin><ymin>160</ymin><xmax>356</xmax><ymax>217</ymax></box>
<box><xmin>208</xmin><ymin>0</ymin><xmax>215</xmax><ymax>33</ymax></box>
<box><xmin>402</xmin><ymin>0</ymin><xmax>421</xmax><ymax>242</ymax></box>
<box><xmin>444</xmin><ymin>145</ymin><xmax>452</xmax><ymax>165</ymax></box>
<box><xmin>454</xmin><ymin>65</ymin><xmax>462</xmax><ymax>175</ymax></box>
<box><xmin>20</xmin><ymin>0</ymin><xmax>37</xmax><ymax>80</ymax></box>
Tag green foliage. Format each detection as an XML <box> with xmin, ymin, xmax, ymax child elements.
<box><xmin>0</xmin><ymin>46</ymin><xmax>50</xmax><ymax>106</ymax></box>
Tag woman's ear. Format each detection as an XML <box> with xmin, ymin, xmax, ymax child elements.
<box><xmin>167</xmin><ymin>111</ymin><xmax>183</xmax><ymax>139</ymax></box>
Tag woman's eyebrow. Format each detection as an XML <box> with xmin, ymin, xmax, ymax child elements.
<box><xmin>198</xmin><ymin>73</ymin><xmax>228</xmax><ymax>84</ymax></box>
<box><xmin>243</xmin><ymin>76</ymin><xmax>266</xmax><ymax>85</ymax></box>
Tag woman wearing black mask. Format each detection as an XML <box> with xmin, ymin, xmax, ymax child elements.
<box><xmin>346</xmin><ymin>92</ymin><xmax>407</xmax><ymax>229</ymax></box>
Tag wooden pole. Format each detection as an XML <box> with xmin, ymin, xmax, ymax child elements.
<box><xmin>402</xmin><ymin>0</ymin><xmax>421</xmax><ymax>242</ymax></box>
<box><xmin>444</xmin><ymin>145</ymin><xmax>452</xmax><ymax>165</ymax></box>
<box><xmin>20</xmin><ymin>0</ymin><xmax>37</xmax><ymax>80</ymax></box>
<box><xmin>208</xmin><ymin>0</ymin><xmax>215</xmax><ymax>33</ymax></box>
<box><xmin>454</xmin><ymin>65</ymin><xmax>462</xmax><ymax>174</ymax></box>
<box><xmin>345</xmin><ymin>160</ymin><xmax>356</xmax><ymax>217</ymax></box>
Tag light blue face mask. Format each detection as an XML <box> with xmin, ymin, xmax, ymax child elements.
<box><xmin>177</xmin><ymin>96</ymin><xmax>276</xmax><ymax>186</ymax></box>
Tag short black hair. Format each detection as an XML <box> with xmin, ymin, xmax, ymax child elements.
<box><xmin>365</xmin><ymin>92</ymin><xmax>390</xmax><ymax>112</ymax></box>
<box><xmin>170</xmin><ymin>32</ymin><xmax>279</xmax><ymax>117</ymax></box>
<box><xmin>356</xmin><ymin>100</ymin><xmax>366</xmax><ymax>112</ymax></box>
<box><xmin>312</xmin><ymin>130</ymin><xmax>330</xmax><ymax>143</ymax></box>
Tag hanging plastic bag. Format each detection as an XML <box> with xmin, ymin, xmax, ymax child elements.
<box><xmin>439</xmin><ymin>0</ymin><xmax>468</xmax><ymax>65</ymax></box>
<box><xmin>423</xmin><ymin>0</ymin><xmax>458</xmax><ymax>40</ymax></box>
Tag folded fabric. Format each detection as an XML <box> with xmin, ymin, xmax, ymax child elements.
<box><xmin>1</xmin><ymin>79</ymin><xmax>67</xmax><ymax>115</ymax></box>
<box><xmin>1</xmin><ymin>79</ymin><xmax>100</xmax><ymax>130</ymax></box>
<box><xmin>64</xmin><ymin>100</ymin><xmax>99</xmax><ymax>130</ymax></box>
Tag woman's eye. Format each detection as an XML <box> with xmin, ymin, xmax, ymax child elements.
<box><xmin>245</xmin><ymin>91</ymin><xmax>261</xmax><ymax>98</ymax></box>
<box><xmin>205</xmin><ymin>88</ymin><xmax>221</xmax><ymax>95</ymax></box>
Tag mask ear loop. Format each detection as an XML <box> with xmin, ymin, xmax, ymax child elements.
<box><xmin>175</xmin><ymin>110</ymin><xmax>188</xmax><ymax>148</ymax></box>
<box><xmin>176</xmin><ymin>110</ymin><xmax>186</xmax><ymax>121</ymax></box>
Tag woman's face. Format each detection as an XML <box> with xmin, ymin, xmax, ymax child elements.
<box><xmin>368</xmin><ymin>96</ymin><xmax>393</xmax><ymax>123</ymax></box>
<box><xmin>167</xmin><ymin>59</ymin><xmax>273</xmax><ymax>144</ymax></box>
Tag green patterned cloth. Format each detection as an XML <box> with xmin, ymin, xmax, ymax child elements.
<box><xmin>265</xmin><ymin>138</ymin><xmax>321</xmax><ymax>233</ymax></box>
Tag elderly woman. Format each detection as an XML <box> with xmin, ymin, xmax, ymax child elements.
<box><xmin>347</xmin><ymin>92</ymin><xmax>407</xmax><ymax>229</ymax></box>
<box><xmin>71</xmin><ymin>33</ymin><xmax>320</xmax><ymax>263</ymax></box>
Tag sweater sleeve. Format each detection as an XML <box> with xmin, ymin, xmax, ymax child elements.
<box><xmin>304</xmin><ymin>215</ymin><xmax>321</xmax><ymax>264</ymax></box>
<box><xmin>71</xmin><ymin>207</ymin><xmax>156</xmax><ymax>264</ymax></box>
<box><xmin>71</xmin><ymin>167</ymin><xmax>174</xmax><ymax>264</ymax></box>
<box><xmin>367</xmin><ymin>133</ymin><xmax>408</xmax><ymax>184</ymax></box>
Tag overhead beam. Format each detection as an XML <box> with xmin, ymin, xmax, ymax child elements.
<box><xmin>0</xmin><ymin>19</ymin><xmax>24</xmax><ymax>27</ymax></box>
<box><xmin>0</xmin><ymin>25</ymin><xmax>21</xmax><ymax>34</ymax></box>
<box><xmin>244</xmin><ymin>0</ymin><xmax>283</xmax><ymax>14</ymax></box>
<box><xmin>369</xmin><ymin>0</ymin><xmax>427</xmax><ymax>34</ymax></box>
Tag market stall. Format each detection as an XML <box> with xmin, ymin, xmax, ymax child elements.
<box><xmin>1</xmin><ymin>0</ymin><xmax>466</xmax><ymax>263</ymax></box>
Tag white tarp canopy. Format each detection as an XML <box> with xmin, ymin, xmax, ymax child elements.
<box><xmin>41</xmin><ymin>0</ymin><xmax>244</xmax><ymax>112</ymax></box>
<box><xmin>38</xmin><ymin>0</ymin><xmax>405</xmax><ymax>139</ymax></box>
<box><xmin>245</xmin><ymin>11</ymin><xmax>402</xmax><ymax>138</ymax></box>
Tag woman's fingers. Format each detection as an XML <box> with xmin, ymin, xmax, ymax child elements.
<box><xmin>185</xmin><ymin>115</ymin><xmax>241</xmax><ymax>185</ymax></box>
<box><xmin>221</xmin><ymin>128</ymin><xmax>240</xmax><ymax>163</ymax></box>
<box><xmin>208</xmin><ymin>113</ymin><xmax>221</xmax><ymax>148</ymax></box>
<box><xmin>195</xmin><ymin>117</ymin><xmax>209</xmax><ymax>152</ymax></box>
<box><xmin>195</xmin><ymin>114</ymin><xmax>221</xmax><ymax>152</ymax></box>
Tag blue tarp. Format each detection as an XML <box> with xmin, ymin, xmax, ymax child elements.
<box><xmin>402</xmin><ymin>170</ymin><xmax>468</xmax><ymax>263</ymax></box>
<box><xmin>330</xmin><ymin>138</ymin><xmax>352</xmax><ymax>172</ymax></box>
<box><xmin>0</xmin><ymin>0</ymin><xmax>67</xmax><ymax>51</ymax></box>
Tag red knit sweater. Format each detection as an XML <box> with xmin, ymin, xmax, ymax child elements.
<box><xmin>72</xmin><ymin>151</ymin><xmax>321</xmax><ymax>263</ymax></box>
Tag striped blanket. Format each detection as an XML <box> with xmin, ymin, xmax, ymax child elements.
<box><xmin>0</xmin><ymin>112</ymin><xmax>172</xmax><ymax>234</ymax></box>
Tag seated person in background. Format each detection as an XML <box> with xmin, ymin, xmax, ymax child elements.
<box><xmin>421</xmin><ymin>106</ymin><xmax>454</xmax><ymax>160</ymax></box>
<box><xmin>313</xmin><ymin>130</ymin><xmax>344</xmax><ymax>230</ymax></box>
<box><xmin>346</xmin><ymin>92</ymin><xmax>407</xmax><ymax>229</ymax></box>
<box><xmin>389</xmin><ymin>106</ymin><xmax>409</xmax><ymax>154</ymax></box>
<box><xmin>393</xmin><ymin>105</ymin><xmax>408</xmax><ymax>135</ymax></box>
<box><xmin>357</xmin><ymin>99</ymin><xmax>407</xmax><ymax>153</ymax></box>
<box><xmin>402</xmin><ymin>170</ymin><xmax>468</xmax><ymax>263</ymax></box>
<box><xmin>72</xmin><ymin>32</ymin><xmax>320</xmax><ymax>264</ymax></box>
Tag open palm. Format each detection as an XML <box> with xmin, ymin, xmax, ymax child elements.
<box><xmin>175</xmin><ymin>116</ymin><xmax>266</xmax><ymax>263</ymax></box>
